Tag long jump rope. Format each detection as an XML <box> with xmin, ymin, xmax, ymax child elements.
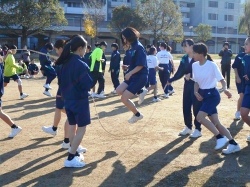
<box><xmin>16</xmin><ymin>49</ymin><xmax>159</xmax><ymax>139</ymax></box>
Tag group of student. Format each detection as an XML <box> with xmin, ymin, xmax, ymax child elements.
<box><xmin>2</xmin><ymin>27</ymin><xmax>250</xmax><ymax>168</ymax></box>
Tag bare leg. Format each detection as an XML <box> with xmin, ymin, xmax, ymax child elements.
<box><xmin>241</xmin><ymin>107</ymin><xmax>250</xmax><ymax>126</ymax></box>
<box><xmin>64</xmin><ymin>119</ymin><xmax>70</xmax><ymax>139</ymax></box>
<box><xmin>237</xmin><ymin>93</ymin><xmax>244</xmax><ymax>111</ymax></box>
<box><xmin>69</xmin><ymin>125</ymin><xmax>77</xmax><ymax>144</ymax></box>
<box><xmin>0</xmin><ymin>108</ymin><xmax>14</xmax><ymax>126</ymax></box>
<box><xmin>69</xmin><ymin>126</ymin><xmax>86</xmax><ymax>154</ymax></box>
<box><xmin>53</xmin><ymin>108</ymin><xmax>62</xmax><ymax>127</ymax></box>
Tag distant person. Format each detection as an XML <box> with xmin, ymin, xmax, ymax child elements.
<box><xmin>28</xmin><ymin>59</ymin><xmax>39</xmax><ymax>78</ymax></box>
<box><xmin>219</xmin><ymin>42</ymin><xmax>233</xmax><ymax>89</ymax></box>
<box><xmin>17</xmin><ymin>60</ymin><xmax>29</xmax><ymax>79</ymax></box>
<box><xmin>21</xmin><ymin>49</ymin><xmax>31</xmax><ymax>67</ymax></box>
<box><xmin>84</xmin><ymin>45</ymin><xmax>92</xmax><ymax>67</ymax></box>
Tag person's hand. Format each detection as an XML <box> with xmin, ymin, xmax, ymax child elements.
<box><xmin>236</xmin><ymin>76</ymin><xmax>241</xmax><ymax>84</ymax></box>
<box><xmin>185</xmin><ymin>73</ymin><xmax>191</xmax><ymax>80</ymax></box>
<box><xmin>243</xmin><ymin>74</ymin><xmax>249</xmax><ymax>81</ymax></box>
<box><xmin>125</xmin><ymin>72</ymin><xmax>132</xmax><ymax>80</ymax></box>
<box><xmin>101</xmin><ymin>59</ymin><xmax>105</xmax><ymax>62</ymax></box>
<box><xmin>224</xmin><ymin>89</ymin><xmax>232</xmax><ymax>99</ymax></box>
<box><xmin>122</xmin><ymin>65</ymin><xmax>128</xmax><ymax>71</ymax></box>
<box><xmin>159</xmin><ymin>67</ymin><xmax>164</xmax><ymax>71</ymax></box>
<box><xmin>194</xmin><ymin>92</ymin><xmax>203</xmax><ymax>101</ymax></box>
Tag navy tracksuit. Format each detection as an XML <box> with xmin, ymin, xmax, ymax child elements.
<box><xmin>169</xmin><ymin>54</ymin><xmax>202</xmax><ymax>131</ymax></box>
<box><xmin>109</xmin><ymin>50</ymin><xmax>121</xmax><ymax>89</ymax></box>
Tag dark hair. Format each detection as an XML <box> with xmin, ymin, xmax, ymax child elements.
<box><xmin>100</xmin><ymin>41</ymin><xmax>107</xmax><ymax>47</ymax></box>
<box><xmin>121</xmin><ymin>27</ymin><xmax>140</xmax><ymax>45</ymax></box>
<box><xmin>95</xmin><ymin>42</ymin><xmax>100</xmax><ymax>47</ymax></box>
<box><xmin>54</xmin><ymin>39</ymin><xmax>66</xmax><ymax>49</ymax></box>
<box><xmin>167</xmin><ymin>45</ymin><xmax>172</xmax><ymax>52</ymax></box>
<box><xmin>149</xmin><ymin>46</ymin><xmax>156</xmax><ymax>55</ymax></box>
<box><xmin>56</xmin><ymin>35</ymin><xmax>87</xmax><ymax>65</ymax></box>
<box><xmin>2</xmin><ymin>46</ymin><xmax>8</xmax><ymax>51</ymax></box>
<box><xmin>160</xmin><ymin>42</ymin><xmax>167</xmax><ymax>49</ymax></box>
<box><xmin>111</xmin><ymin>43</ymin><xmax>119</xmax><ymax>49</ymax></box>
<box><xmin>193</xmin><ymin>43</ymin><xmax>213</xmax><ymax>61</ymax></box>
<box><xmin>146</xmin><ymin>44</ymin><xmax>151</xmax><ymax>49</ymax></box>
<box><xmin>9</xmin><ymin>45</ymin><xmax>17</xmax><ymax>50</ymax></box>
<box><xmin>87</xmin><ymin>45</ymin><xmax>92</xmax><ymax>51</ymax></box>
<box><xmin>181</xmin><ymin>39</ymin><xmax>194</xmax><ymax>47</ymax></box>
<box><xmin>45</xmin><ymin>42</ymin><xmax>54</xmax><ymax>50</ymax></box>
<box><xmin>223</xmin><ymin>42</ymin><xmax>229</xmax><ymax>47</ymax></box>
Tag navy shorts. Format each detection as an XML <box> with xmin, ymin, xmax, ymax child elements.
<box><xmin>56</xmin><ymin>88</ymin><xmax>64</xmax><ymax>109</ymax></box>
<box><xmin>236</xmin><ymin>82</ymin><xmax>244</xmax><ymax>94</ymax></box>
<box><xmin>124</xmin><ymin>74</ymin><xmax>148</xmax><ymax>95</ymax></box>
<box><xmin>242</xmin><ymin>85</ymin><xmax>250</xmax><ymax>108</ymax></box>
<box><xmin>4</xmin><ymin>74</ymin><xmax>19</xmax><ymax>83</ymax></box>
<box><xmin>198</xmin><ymin>88</ymin><xmax>220</xmax><ymax>115</ymax></box>
<box><xmin>148</xmin><ymin>68</ymin><xmax>157</xmax><ymax>85</ymax></box>
<box><xmin>64</xmin><ymin>98</ymin><xmax>90</xmax><ymax>127</ymax></box>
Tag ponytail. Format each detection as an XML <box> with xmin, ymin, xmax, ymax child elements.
<box><xmin>56</xmin><ymin>42</ymin><xmax>71</xmax><ymax>65</ymax></box>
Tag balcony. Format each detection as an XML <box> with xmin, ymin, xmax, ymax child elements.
<box><xmin>110</xmin><ymin>1</ymin><xmax>131</xmax><ymax>8</ymax></box>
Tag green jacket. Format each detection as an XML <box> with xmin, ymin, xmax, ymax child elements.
<box><xmin>4</xmin><ymin>54</ymin><xmax>22</xmax><ymax>77</ymax></box>
<box><xmin>90</xmin><ymin>47</ymin><xmax>103</xmax><ymax>72</ymax></box>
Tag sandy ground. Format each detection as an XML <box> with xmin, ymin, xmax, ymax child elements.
<box><xmin>0</xmin><ymin>62</ymin><xmax>250</xmax><ymax>187</ymax></box>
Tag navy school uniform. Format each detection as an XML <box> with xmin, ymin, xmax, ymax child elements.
<box><xmin>28</xmin><ymin>63</ymin><xmax>39</xmax><ymax>75</ymax></box>
<box><xmin>110</xmin><ymin>50</ymin><xmax>121</xmax><ymax>89</ymax></box>
<box><xmin>123</xmin><ymin>49</ymin><xmax>132</xmax><ymax>78</ymax></box>
<box><xmin>39</xmin><ymin>47</ymin><xmax>56</xmax><ymax>82</ymax></box>
<box><xmin>241</xmin><ymin>54</ymin><xmax>250</xmax><ymax>109</ymax></box>
<box><xmin>59</xmin><ymin>54</ymin><xmax>93</xmax><ymax>126</ymax></box>
<box><xmin>124</xmin><ymin>40</ymin><xmax>148</xmax><ymax>95</ymax></box>
<box><xmin>232</xmin><ymin>52</ymin><xmax>246</xmax><ymax>94</ymax></box>
<box><xmin>169</xmin><ymin>54</ymin><xmax>202</xmax><ymax>131</ymax></box>
<box><xmin>0</xmin><ymin>63</ymin><xmax>4</xmax><ymax>107</ymax></box>
<box><xmin>84</xmin><ymin>52</ymin><xmax>92</xmax><ymax>68</ymax></box>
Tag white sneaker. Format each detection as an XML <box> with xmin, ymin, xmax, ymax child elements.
<box><xmin>25</xmin><ymin>75</ymin><xmax>30</xmax><ymax>79</ymax></box>
<box><xmin>43</xmin><ymin>84</ymin><xmax>52</xmax><ymax>90</ymax></box>
<box><xmin>77</xmin><ymin>153</ymin><xmax>85</xmax><ymax>161</ymax></box>
<box><xmin>234</xmin><ymin>111</ymin><xmax>241</xmax><ymax>120</ymax></box>
<box><xmin>20</xmin><ymin>93</ymin><xmax>29</xmax><ymax>99</ymax></box>
<box><xmin>68</xmin><ymin>145</ymin><xmax>87</xmax><ymax>153</ymax></box>
<box><xmin>152</xmin><ymin>98</ymin><xmax>161</xmax><ymax>102</ymax></box>
<box><xmin>8</xmin><ymin>126</ymin><xmax>22</xmax><ymax>138</ymax></box>
<box><xmin>179</xmin><ymin>127</ymin><xmax>192</xmax><ymax>136</ymax></box>
<box><xmin>190</xmin><ymin>129</ymin><xmax>202</xmax><ymax>138</ymax></box>
<box><xmin>214</xmin><ymin>137</ymin><xmax>228</xmax><ymax>150</ymax></box>
<box><xmin>95</xmin><ymin>93</ymin><xmax>106</xmax><ymax>98</ymax></box>
<box><xmin>168</xmin><ymin>89</ymin><xmax>175</xmax><ymax>95</ymax></box>
<box><xmin>164</xmin><ymin>93</ymin><xmax>169</xmax><ymax>98</ymax></box>
<box><xmin>42</xmin><ymin>126</ymin><xmax>57</xmax><ymax>136</ymax></box>
<box><xmin>61</xmin><ymin>141</ymin><xmax>70</xmax><ymax>149</ymax></box>
<box><xmin>90</xmin><ymin>92</ymin><xmax>97</xmax><ymax>97</ymax></box>
<box><xmin>43</xmin><ymin>90</ymin><xmax>52</xmax><ymax>97</ymax></box>
<box><xmin>111</xmin><ymin>90</ymin><xmax>117</xmax><ymax>94</ymax></box>
<box><xmin>128</xmin><ymin>114</ymin><xmax>143</xmax><ymax>124</ymax></box>
<box><xmin>138</xmin><ymin>89</ymin><xmax>148</xmax><ymax>105</ymax></box>
<box><xmin>222</xmin><ymin>144</ymin><xmax>241</xmax><ymax>154</ymax></box>
<box><xmin>64</xmin><ymin>157</ymin><xmax>85</xmax><ymax>168</ymax></box>
<box><xmin>246</xmin><ymin>135</ymin><xmax>250</xmax><ymax>142</ymax></box>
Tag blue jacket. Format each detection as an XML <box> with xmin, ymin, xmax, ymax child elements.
<box><xmin>0</xmin><ymin>63</ymin><xmax>4</xmax><ymax>97</ymax></box>
<box><xmin>59</xmin><ymin>54</ymin><xmax>93</xmax><ymax>100</ymax></box>
<box><xmin>242</xmin><ymin>54</ymin><xmax>250</xmax><ymax>85</ymax></box>
<box><xmin>109</xmin><ymin>50</ymin><xmax>121</xmax><ymax>71</ymax></box>
<box><xmin>169</xmin><ymin>54</ymin><xmax>194</xmax><ymax>83</ymax></box>
<box><xmin>39</xmin><ymin>47</ymin><xmax>52</xmax><ymax>67</ymax></box>
<box><xmin>232</xmin><ymin>52</ymin><xmax>245</xmax><ymax>78</ymax></box>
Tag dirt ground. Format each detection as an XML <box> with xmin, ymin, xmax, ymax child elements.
<box><xmin>0</xmin><ymin>62</ymin><xmax>250</xmax><ymax>187</ymax></box>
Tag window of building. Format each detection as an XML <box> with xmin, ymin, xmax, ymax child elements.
<box><xmin>225</xmin><ymin>15</ymin><xmax>234</xmax><ymax>21</ymax></box>
<box><xmin>67</xmin><ymin>2</ymin><xmax>83</xmax><ymax>7</ymax></box>
<box><xmin>112</xmin><ymin>0</ymin><xmax>124</xmax><ymax>2</ymax></box>
<box><xmin>225</xmin><ymin>2</ymin><xmax>234</xmax><ymax>9</ymax></box>
<box><xmin>208</xmin><ymin>1</ymin><xmax>218</xmax><ymax>8</ymax></box>
<box><xmin>208</xmin><ymin>13</ymin><xmax>218</xmax><ymax>20</ymax></box>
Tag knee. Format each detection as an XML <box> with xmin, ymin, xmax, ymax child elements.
<box><xmin>196</xmin><ymin>114</ymin><xmax>203</xmax><ymax>123</ymax></box>
<box><xmin>17</xmin><ymin>79</ymin><xmax>22</xmax><ymax>86</ymax></box>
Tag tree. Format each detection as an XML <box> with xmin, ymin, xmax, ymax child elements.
<box><xmin>84</xmin><ymin>16</ymin><xmax>96</xmax><ymax>38</ymax></box>
<box><xmin>194</xmin><ymin>24</ymin><xmax>212</xmax><ymax>42</ymax></box>
<box><xmin>239</xmin><ymin>0</ymin><xmax>250</xmax><ymax>36</ymax></box>
<box><xmin>136</xmin><ymin>0</ymin><xmax>183</xmax><ymax>45</ymax></box>
<box><xmin>0</xmin><ymin>0</ymin><xmax>67</xmax><ymax>47</ymax></box>
<box><xmin>109</xmin><ymin>5</ymin><xmax>146</xmax><ymax>34</ymax></box>
<box><xmin>83</xmin><ymin>0</ymin><xmax>106</xmax><ymax>41</ymax></box>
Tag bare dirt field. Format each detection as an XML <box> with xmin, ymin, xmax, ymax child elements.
<box><xmin>0</xmin><ymin>62</ymin><xmax>250</xmax><ymax>187</ymax></box>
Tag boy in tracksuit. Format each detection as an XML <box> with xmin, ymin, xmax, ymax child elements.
<box><xmin>109</xmin><ymin>43</ymin><xmax>121</xmax><ymax>94</ymax></box>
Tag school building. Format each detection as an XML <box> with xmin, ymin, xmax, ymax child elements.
<box><xmin>1</xmin><ymin>0</ymin><xmax>247</xmax><ymax>54</ymax></box>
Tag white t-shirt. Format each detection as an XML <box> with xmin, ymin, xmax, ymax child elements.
<box><xmin>147</xmin><ymin>55</ymin><xmax>158</xmax><ymax>69</ymax></box>
<box><xmin>192</xmin><ymin>60</ymin><xmax>224</xmax><ymax>89</ymax></box>
<box><xmin>156</xmin><ymin>50</ymin><xmax>172</xmax><ymax>64</ymax></box>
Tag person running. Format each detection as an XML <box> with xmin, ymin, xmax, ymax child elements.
<box><xmin>240</xmin><ymin>37</ymin><xmax>250</xmax><ymax>142</ymax></box>
<box><xmin>192</xmin><ymin>42</ymin><xmax>240</xmax><ymax>154</ymax></box>
<box><xmin>156</xmin><ymin>42</ymin><xmax>173</xmax><ymax>98</ymax></box>
<box><xmin>56</xmin><ymin>35</ymin><xmax>93</xmax><ymax>167</ymax></box>
<box><xmin>42</xmin><ymin>39</ymin><xmax>86</xmax><ymax>153</ymax></box>
<box><xmin>116</xmin><ymin>27</ymin><xmax>148</xmax><ymax>124</ymax></box>
<box><xmin>145</xmin><ymin>46</ymin><xmax>162</xmax><ymax>102</ymax></box>
<box><xmin>89</xmin><ymin>41</ymin><xmax>107</xmax><ymax>98</ymax></box>
<box><xmin>232</xmin><ymin>47</ymin><xmax>245</xmax><ymax>120</ymax></box>
<box><xmin>39</xmin><ymin>42</ymin><xmax>57</xmax><ymax>97</ymax></box>
<box><xmin>0</xmin><ymin>56</ymin><xmax>22</xmax><ymax>137</ymax></box>
<box><xmin>109</xmin><ymin>43</ymin><xmax>121</xmax><ymax>94</ymax></box>
<box><xmin>4</xmin><ymin>45</ymin><xmax>29</xmax><ymax>99</ymax></box>
<box><xmin>168</xmin><ymin>39</ymin><xmax>202</xmax><ymax>138</ymax></box>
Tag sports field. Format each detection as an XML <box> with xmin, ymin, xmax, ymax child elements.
<box><xmin>0</xmin><ymin>62</ymin><xmax>249</xmax><ymax>187</ymax></box>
